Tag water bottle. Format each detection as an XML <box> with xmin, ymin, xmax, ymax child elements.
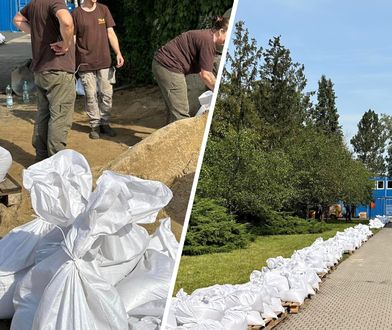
<box><xmin>22</xmin><ymin>80</ymin><xmax>30</xmax><ymax>103</ymax></box>
<box><xmin>6</xmin><ymin>85</ymin><xmax>13</xmax><ymax>109</ymax></box>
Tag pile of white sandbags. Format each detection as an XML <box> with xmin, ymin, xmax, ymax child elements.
<box><xmin>167</xmin><ymin>224</ymin><xmax>373</xmax><ymax>329</ymax></box>
<box><xmin>0</xmin><ymin>146</ymin><xmax>12</xmax><ymax>182</ymax></box>
<box><xmin>369</xmin><ymin>215</ymin><xmax>390</xmax><ymax>229</ymax></box>
<box><xmin>0</xmin><ymin>33</ymin><xmax>5</xmax><ymax>45</ymax></box>
<box><xmin>0</xmin><ymin>150</ymin><xmax>178</xmax><ymax>330</ymax></box>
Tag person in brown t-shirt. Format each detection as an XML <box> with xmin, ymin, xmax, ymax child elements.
<box><xmin>72</xmin><ymin>0</ymin><xmax>124</xmax><ymax>139</ymax></box>
<box><xmin>152</xmin><ymin>16</ymin><xmax>229</xmax><ymax>123</ymax></box>
<box><xmin>13</xmin><ymin>0</ymin><xmax>76</xmax><ymax>162</ymax></box>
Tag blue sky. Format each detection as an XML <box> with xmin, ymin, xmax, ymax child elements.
<box><xmin>231</xmin><ymin>0</ymin><xmax>392</xmax><ymax>143</ymax></box>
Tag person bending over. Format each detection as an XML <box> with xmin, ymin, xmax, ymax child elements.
<box><xmin>152</xmin><ymin>16</ymin><xmax>229</xmax><ymax>123</ymax></box>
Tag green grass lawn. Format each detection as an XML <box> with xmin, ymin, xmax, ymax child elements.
<box><xmin>175</xmin><ymin>223</ymin><xmax>360</xmax><ymax>294</ymax></box>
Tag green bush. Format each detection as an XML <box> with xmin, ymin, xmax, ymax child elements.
<box><xmin>248</xmin><ymin>207</ymin><xmax>327</xmax><ymax>235</ymax></box>
<box><xmin>183</xmin><ymin>198</ymin><xmax>252</xmax><ymax>255</ymax></box>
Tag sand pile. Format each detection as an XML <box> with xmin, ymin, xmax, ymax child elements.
<box><xmin>104</xmin><ymin>114</ymin><xmax>208</xmax><ymax>239</ymax></box>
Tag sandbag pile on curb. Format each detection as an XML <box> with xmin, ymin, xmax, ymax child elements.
<box><xmin>369</xmin><ymin>215</ymin><xmax>390</xmax><ymax>229</ymax></box>
<box><xmin>0</xmin><ymin>150</ymin><xmax>178</xmax><ymax>330</ymax></box>
<box><xmin>167</xmin><ymin>224</ymin><xmax>374</xmax><ymax>329</ymax></box>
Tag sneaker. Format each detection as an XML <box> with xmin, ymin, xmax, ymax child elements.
<box><xmin>100</xmin><ymin>124</ymin><xmax>116</xmax><ymax>137</ymax></box>
<box><xmin>89</xmin><ymin>127</ymin><xmax>100</xmax><ymax>139</ymax></box>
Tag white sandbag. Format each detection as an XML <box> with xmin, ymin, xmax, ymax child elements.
<box><xmin>128</xmin><ymin>316</ymin><xmax>161</xmax><ymax>330</ymax></box>
<box><xmin>196</xmin><ymin>91</ymin><xmax>213</xmax><ymax>116</ymax></box>
<box><xmin>221</xmin><ymin>309</ymin><xmax>248</xmax><ymax>330</ymax></box>
<box><xmin>13</xmin><ymin>171</ymin><xmax>165</xmax><ymax>330</ymax></box>
<box><xmin>128</xmin><ymin>298</ymin><xmax>167</xmax><ymax>317</ymax></box>
<box><xmin>23</xmin><ymin>149</ymin><xmax>92</xmax><ymax>226</ymax></box>
<box><xmin>261</xmin><ymin>303</ymin><xmax>277</xmax><ymax>319</ymax></box>
<box><xmin>0</xmin><ymin>146</ymin><xmax>12</xmax><ymax>182</ymax></box>
<box><xmin>93</xmin><ymin>172</ymin><xmax>172</xmax><ymax>285</ymax></box>
<box><xmin>224</xmin><ymin>290</ymin><xmax>263</xmax><ymax>312</ymax></box>
<box><xmin>198</xmin><ymin>90</ymin><xmax>213</xmax><ymax>106</ymax></box>
<box><xmin>181</xmin><ymin>320</ymin><xmax>224</xmax><ymax>330</ymax></box>
<box><xmin>0</xmin><ymin>269</ymin><xmax>28</xmax><ymax>319</ymax></box>
<box><xmin>263</xmin><ymin>271</ymin><xmax>290</xmax><ymax>292</ymax></box>
<box><xmin>0</xmin><ymin>33</ymin><xmax>5</xmax><ymax>44</ymax></box>
<box><xmin>246</xmin><ymin>311</ymin><xmax>265</xmax><ymax>326</ymax></box>
<box><xmin>0</xmin><ymin>150</ymin><xmax>91</xmax><ymax>319</ymax></box>
<box><xmin>95</xmin><ymin>223</ymin><xmax>150</xmax><ymax>285</ymax></box>
<box><xmin>175</xmin><ymin>296</ymin><xmax>225</xmax><ymax>325</ymax></box>
<box><xmin>116</xmin><ymin>219</ymin><xmax>178</xmax><ymax>313</ymax></box>
<box><xmin>116</xmin><ymin>250</ymin><xmax>173</xmax><ymax>313</ymax></box>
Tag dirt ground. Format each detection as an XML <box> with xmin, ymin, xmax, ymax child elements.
<box><xmin>0</xmin><ymin>85</ymin><xmax>193</xmax><ymax>238</ymax></box>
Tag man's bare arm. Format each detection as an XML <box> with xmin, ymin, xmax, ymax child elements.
<box><xmin>50</xmin><ymin>8</ymin><xmax>74</xmax><ymax>55</ymax></box>
<box><xmin>107</xmin><ymin>27</ymin><xmax>124</xmax><ymax>68</ymax></box>
<box><xmin>200</xmin><ymin>69</ymin><xmax>216</xmax><ymax>91</ymax></box>
<box><xmin>13</xmin><ymin>12</ymin><xmax>31</xmax><ymax>34</ymax></box>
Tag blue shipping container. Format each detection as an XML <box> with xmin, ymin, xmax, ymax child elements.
<box><xmin>355</xmin><ymin>177</ymin><xmax>392</xmax><ymax>218</ymax></box>
<box><xmin>0</xmin><ymin>0</ymin><xmax>31</xmax><ymax>32</ymax></box>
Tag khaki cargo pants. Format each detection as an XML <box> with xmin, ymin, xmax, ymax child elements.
<box><xmin>78</xmin><ymin>68</ymin><xmax>113</xmax><ymax>128</ymax></box>
<box><xmin>152</xmin><ymin>59</ymin><xmax>190</xmax><ymax>123</ymax></box>
<box><xmin>33</xmin><ymin>71</ymin><xmax>75</xmax><ymax>161</ymax></box>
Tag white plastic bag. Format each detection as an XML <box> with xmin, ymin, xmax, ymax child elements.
<box><xmin>116</xmin><ymin>219</ymin><xmax>178</xmax><ymax>314</ymax></box>
<box><xmin>221</xmin><ymin>309</ymin><xmax>248</xmax><ymax>330</ymax></box>
<box><xmin>0</xmin><ymin>146</ymin><xmax>12</xmax><ymax>182</ymax></box>
<box><xmin>196</xmin><ymin>91</ymin><xmax>213</xmax><ymax>116</ymax></box>
<box><xmin>13</xmin><ymin>171</ymin><xmax>171</xmax><ymax>330</ymax></box>
<box><xmin>0</xmin><ymin>150</ymin><xmax>91</xmax><ymax>319</ymax></box>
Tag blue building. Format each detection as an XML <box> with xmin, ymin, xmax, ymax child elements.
<box><xmin>0</xmin><ymin>0</ymin><xmax>30</xmax><ymax>32</ymax></box>
<box><xmin>355</xmin><ymin>177</ymin><xmax>392</xmax><ymax>218</ymax></box>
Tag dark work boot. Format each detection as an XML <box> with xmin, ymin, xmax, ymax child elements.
<box><xmin>89</xmin><ymin>126</ymin><xmax>100</xmax><ymax>139</ymax></box>
<box><xmin>100</xmin><ymin>124</ymin><xmax>116</xmax><ymax>137</ymax></box>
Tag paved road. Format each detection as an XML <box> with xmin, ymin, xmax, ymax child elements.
<box><xmin>0</xmin><ymin>32</ymin><xmax>31</xmax><ymax>91</ymax></box>
<box><xmin>277</xmin><ymin>227</ymin><xmax>392</xmax><ymax>330</ymax></box>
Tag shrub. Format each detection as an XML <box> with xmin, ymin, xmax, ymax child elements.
<box><xmin>183</xmin><ymin>198</ymin><xmax>252</xmax><ymax>255</ymax></box>
<box><xmin>248</xmin><ymin>207</ymin><xmax>327</xmax><ymax>235</ymax></box>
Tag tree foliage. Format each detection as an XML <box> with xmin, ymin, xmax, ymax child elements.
<box><xmin>351</xmin><ymin>110</ymin><xmax>387</xmax><ymax>175</ymax></box>
<box><xmin>311</xmin><ymin>75</ymin><xmax>342</xmax><ymax>136</ymax></box>
<box><xmin>185</xmin><ymin>21</ymin><xmax>374</xmax><ymax>255</ymax></box>
<box><xmin>183</xmin><ymin>198</ymin><xmax>251</xmax><ymax>255</ymax></box>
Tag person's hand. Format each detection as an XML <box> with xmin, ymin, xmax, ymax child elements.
<box><xmin>50</xmin><ymin>41</ymin><xmax>68</xmax><ymax>55</ymax></box>
<box><xmin>116</xmin><ymin>53</ymin><xmax>124</xmax><ymax>68</ymax></box>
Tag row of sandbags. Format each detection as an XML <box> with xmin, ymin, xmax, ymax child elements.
<box><xmin>369</xmin><ymin>215</ymin><xmax>390</xmax><ymax>229</ymax></box>
<box><xmin>0</xmin><ymin>150</ymin><xmax>178</xmax><ymax>330</ymax></box>
<box><xmin>165</xmin><ymin>224</ymin><xmax>374</xmax><ymax>329</ymax></box>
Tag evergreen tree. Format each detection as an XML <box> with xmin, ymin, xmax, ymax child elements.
<box><xmin>312</xmin><ymin>75</ymin><xmax>342</xmax><ymax>136</ymax></box>
<box><xmin>351</xmin><ymin>110</ymin><xmax>387</xmax><ymax>175</ymax></box>
<box><xmin>213</xmin><ymin>21</ymin><xmax>262</xmax><ymax>136</ymax></box>
<box><xmin>254</xmin><ymin>36</ymin><xmax>311</xmax><ymax>148</ymax></box>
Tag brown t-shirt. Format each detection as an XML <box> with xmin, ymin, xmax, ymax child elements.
<box><xmin>72</xmin><ymin>4</ymin><xmax>115</xmax><ymax>72</ymax></box>
<box><xmin>20</xmin><ymin>0</ymin><xmax>75</xmax><ymax>73</ymax></box>
<box><xmin>154</xmin><ymin>29</ymin><xmax>216</xmax><ymax>75</ymax></box>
